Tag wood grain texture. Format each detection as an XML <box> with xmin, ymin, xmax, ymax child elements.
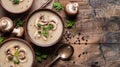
<box><xmin>0</xmin><ymin>0</ymin><xmax>120</xmax><ymax>67</ymax></box>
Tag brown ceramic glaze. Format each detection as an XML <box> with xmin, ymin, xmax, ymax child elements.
<box><xmin>25</xmin><ymin>9</ymin><xmax>64</xmax><ymax>47</ymax></box>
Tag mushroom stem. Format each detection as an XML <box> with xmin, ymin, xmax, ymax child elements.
<box><xmin>42</xmin><ymin>36</ymin><xmax>48</xmax><ymax>41</ymax></box>
<box><xmin>12</xmin><ymin>28</ymin><xmax>19</xmax><ymax>34</ymax></box>
<box><xmin>1</xmin><ymin>20</ymin><xmax>7</xmax><ymax>29</ymax></box>
<box><xmin>35</xmin><ymin>15</ymin><xmax>49</xmax><ymax>26</ymax></box>
<box><xmin>12</xmin><ymin>27</ymin><xmax>24</xmax><ymax>37</ymax></box>
<box><xmin>34</xmin><ymin>30</ymin><xmax>41</xmax><ymax>39</ymax></box>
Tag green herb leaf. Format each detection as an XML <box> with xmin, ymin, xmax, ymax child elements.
<box><xmin>0</xmin><ymin>37</ymin><xmax>4</xmax><ymax>43</ymax></box>
<box><xmin>14</xmin><ymin>60</ymin><xmax>20</xmax><ymax>64</ymax></box>
<box><xmin>53</xmin><ymin>2</ymin><xmax>62</xmax><ymax>11</ymax></box>
<box><xmin>35</xmin><ymin>49</ymin><xmax>49</xmax><ymax>63</ymax></box>
<box><xmin>14</xmin><ymin>50</ymin><xmax>19</xmax><ymax>57</ymax></box>
<box><xmin>8</xmin><ymin>56</ymin><xmax>13</xmax><ymax>61</ymax></box>
<box><xmin>13</xmin><ymin>0</ymin><xmax>20</xmax><ymax>4</ymax></box>
<box><xmin>42</xmin><ymin>30</ymin><xmax>49</xmax><ymax>38</ymax></box>
<box><xmin>48</xmin><ymin>24</ymin><xmax>54</xmax><ymax>30</ymax></box>
<box><xmin>36</xmin><ymin>56</ymin><xmax>42</xmax><ymax>62</ymax></box>
<box><xmin>42</xmin><ymin>24</ymin><xmax>54</xmax><ymax>37</ymax></box>
<box><xmin>14</xmin><ymin>19</ymin><xmax>23</xmax><ymax>27</ymax></box>
<box><xmin>43</xmin><ymin>24</ymin><xmax>54</xmax><ymax>31</ymax></box>
<box><xmin>49</xmin><ymin>55</ymin><xmax>53</xmax><ymax>60</ymax></box>
<box><xmin>66</xmin><ymin>20</ymin><xmax>74</xmax><ymax>28</ymax></box>
<box><xmin>37</xmin><ymin>23</ymin><xmax>42</xmax><ymax>28</ymax></box>
<box><xmin>38</xmin><ymin>31</ymin><xmax>41</xmax><ymax>34</ymax></box>
<box><xmin>35</xmin><ymin>51</ymin><xmax>41</xmax><ymax>56</ymax></box>
<box><xmin>41</xmin><ymin>54</ymin><xmax>48</xmax><ymax>59</ymax></box>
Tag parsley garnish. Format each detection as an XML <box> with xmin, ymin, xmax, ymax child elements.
<box><xmin>66</xmin><ymin>20</ymin><xmax>74</xmax><ymax>28</ymax></box>
<box><xmin>38</xmin><ymin>31</ymin><xmax>41</xmax><ymax>34</ymax></box>
<box><xmin>13</xmin><ymin>0</ymin><xmax>20</xmax><ymax>4</ymax></box>
<box><xmin>35</xmin><ymin>51</ymin><xmax>41</xmax><ymax>56</ymax></box>
<box><xmin>53</xmin><ymin>2</ymin><xmax>62</xmax><ymax>11</ymax></box>
<box><xmin>14</xmin><ymin>60</ymin><xmax>20</xmax><ymax>64</ymax></box>
<box><xmin>48</xmin><ymin>24</ymin><xmax>54</xmax><ymax>30</ymax></box>
<box><xmin>41</xmin><ymin>54</ymin><xmax>48</xmax><ymax>59</ymax></box>
<box><xmin>35</xmin><ymin>50</ymin><xmax>48</xmax><ymax>63</ymax></box>
<box><xmin>0</xmin><ymin>37</ymin><xmax>4</xmax><ymax>43</ymax></box>
<box><xmin>43</xmin><ymin>24</ymin><xmax>54</xmax><ymax>30</ymax></box>
<box><xmin>37</xmin><ymin>23</ymin><xmax>42</xmax><ymax>28</ymax></box>
<box><xmin>42</xmin><ymin>30</ymin><xmax>49</xmax><ymax>38</ymax></box>
<box><xmin>14</xmin><ymin>50</ymin><xmax>19</xmax><ymax>57</ymax></box>
<box><xmin>36</xmin><ymin>56</ymin><xmax>42</xmax><ymax>62</ymax></box>
<box><xmin>42</xmin><ymin>24</ymin><xmax>54</xmax><ymax>37</ymax></box>
<box><xmin>14</xmin><ymin>19</ymin><xmax>23</xmax><ymax>27</ymax></box>
<box><xmin>8</xmin><ymin>56</ymin><xmax>13</xmax><ymax>61</ymax></box>
<box><xmin>14</xmin><ymin>50</ymin><xmax>20</xmax><ymax>64</ymax></box>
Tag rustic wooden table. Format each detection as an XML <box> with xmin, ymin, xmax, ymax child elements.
<box><xmin>1</xmin><ymin>0</ymin><xmax>120</xmax><ymax>67</ymax></box>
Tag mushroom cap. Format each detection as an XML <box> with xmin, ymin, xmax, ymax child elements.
<box><xmin>35</xmin><ymin>15</ymin><xmax>49</xmax><ymax>26</ymax></box>
<box><xmin>6</xmin><ymin>54</ymin><xmax>13</xmax><ymax>62</ymax></box>
<box><xmin>5</xmin><ymin>45</ymin><xmax>17</xmax><ymax>55</ymax></box>
<box><xmin>20</xmin><ymin>0</ymin><xmax>24</xmax><ymax>2</ymax></box>
<box><xmin>0</xmin><ymin>17</ymin><xmax>14</xmax><ymax>32</ymax></box>
<box><xmin>42</xmin><ymin>35</ymin><xmax>48</xmax><ymax>41</ymax></box>
<box><xmin>18</xmin><ymin>48</ymin><xmax>27</xmax><ymax>63</ymax></box>
<box><xmin>65</xmin><ymin>2</ymin><xmax>79</xmax><ymax>15</ymax></box>
<box><xmin>49</xmin><ymin>21</ymin><xmax>57</xmax><ymax>30</ymax></box>
<box><xmin>34</xmin><ymin>30</ymin><xmax>41</xmax><ymax>39</ymax></box>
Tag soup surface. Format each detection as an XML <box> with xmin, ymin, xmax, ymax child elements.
<box><xmin>27</xmin><ymin>10</ymin><xmax>63</xmax><ymax>47</ymax></box>
<box><xmin>0</xmin><ymin>40</ymin><xmax>33</xmax><ymax>67</ymax></box>
<box><xmin>1</xmin><ymin>0</ymin><xmax>33</xmax><ymax>13</ymax></box>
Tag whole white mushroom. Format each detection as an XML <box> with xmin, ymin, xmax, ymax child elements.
<box><xmin>0</xmin><ymin>17</ymin><xmax>14</xmax><ymax>33</ymax></box>
<box><xmin>65</xmin><ymin>2</ymin><xmax>79</xmax><ymax>16</ymax></box>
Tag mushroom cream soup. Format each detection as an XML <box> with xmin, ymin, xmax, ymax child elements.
<box><xmin>0</xmin><ymin>0</ymin><xmax>33</xmax><ymax>13</ymax></box>
<box><xmin>0</xmin><ymin>39</ymin><xmax>34</xmax><ymax>67</ymax></box>
<box><xmin>27</xmin><ymin>10</ymin><xmax>63</xmax><ymax>47</ymax></box>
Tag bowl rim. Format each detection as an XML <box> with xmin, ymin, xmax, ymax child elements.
<box><xmin>25</xmin><ymin>9</ymin><xmax>64</xmax><ymax>47</ymax></box>
<box><xmin>0</xmin><ymin>0</ymin><xmax>34</xmax><ymax>14</ymax></box>
<box><xmin>0</xmin><ymin>37</ymin><xmax>35</xmax><ymax>67</ymax></box>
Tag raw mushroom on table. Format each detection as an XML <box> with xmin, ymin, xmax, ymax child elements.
<box><xmin>0</xmin><ymin>17</ymin><xmax>14</xmax><ymax>33</ymax></box>
<box><xmin>65</xmin><ymin>2</ymin><xmax>79</xmax><ymax>16</ymax></box>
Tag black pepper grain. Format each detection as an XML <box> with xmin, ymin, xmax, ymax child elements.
<box><xmin>95</xmin><ymin>62</ymin><xmax>98</xmax><ymax>64</ymax></box>
<box><xmin>81</xmin><ymin>37</ymin><xmax>85</xmax><ymax>41</ymax></box>
<box><xmin>78</xmin><ymin>33</ymin><xmax>81</xmax><ymax>35</ymax></box>
<box><xmin>78</xmin><ymin>40</ymin><xmax>80</xmax><ymax>42</ymax></box>
<box><xmin>78</xmin><ymin>54</ymin><xmax>81</xmax><ymax>57</ymax></box>
<box><xmin>82</xmin><ymin>52</ymin><xmax>85</xmax><ymax>55</ymax></box>
<box><xmin>85</xmin><ymin>43</ymin><xmax>87</xmax><ymax>45</ymax></box>
<box><xmin>73</xmin><ymin>61</ymin><xmax>76</xmax><ymax>64</ymax></box>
